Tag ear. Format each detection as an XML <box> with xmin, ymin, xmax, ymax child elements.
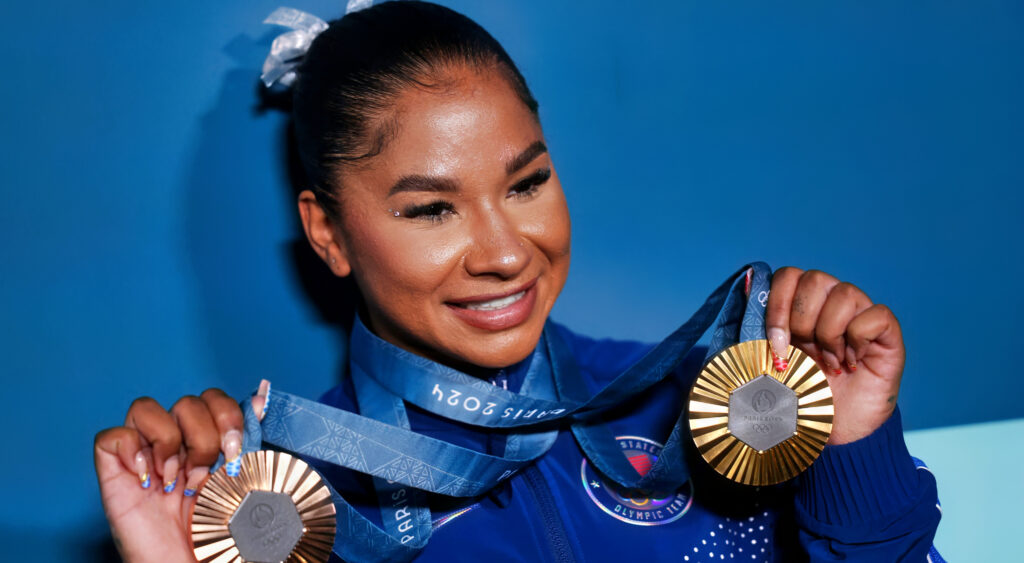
<box><xmin>297</xmin><ymin>190</ymin><xmax>352</xmax><ymax>277</ymax></box>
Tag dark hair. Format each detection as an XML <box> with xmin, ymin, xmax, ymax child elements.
<box><xmin>290</xmin><ymin>0</ymin><xmax>540</xmax><ymax>219</ymax></box>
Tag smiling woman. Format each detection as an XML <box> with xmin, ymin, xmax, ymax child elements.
<box><xmin>299</xmin><ymin>66</ymin><xmax>571</xmax><ymax>371</ymax></box>
<box><xmin>93</xmin><ymin>2</ymin><xmax>942</xmax><ymax>562</ymax></box>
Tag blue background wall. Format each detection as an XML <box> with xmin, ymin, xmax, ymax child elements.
<box><xmin>1</xmin><ymin>0</ymin><xmax>1020</xmax><ymax>560</ymax></box>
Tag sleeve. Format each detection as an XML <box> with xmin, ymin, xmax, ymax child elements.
<box><xmin>793</xmin><ymin>407</ymin><xmax>942</xmax><ymax>561</ymax></box>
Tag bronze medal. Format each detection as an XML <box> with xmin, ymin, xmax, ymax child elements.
<box><xmin>189</xmin><ymin>450</ymin><xmax>337</xmax><ymax>562</ymax></box>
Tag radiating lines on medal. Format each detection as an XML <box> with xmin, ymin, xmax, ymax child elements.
<box><xmin>688</xmin><ymin>339</ymin><xmax>833</xmax><ymax>486</ymax></box>
<box><xmin>189</xmin><ymin>450</ymin><xmax>337</xmax><ymax>562</ymax></box>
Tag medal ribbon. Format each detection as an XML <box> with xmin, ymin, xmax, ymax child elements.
<box><xmin>234</xmin><ymin>262</ymin><xmax>771</xmax><ymax>562</ymax></box>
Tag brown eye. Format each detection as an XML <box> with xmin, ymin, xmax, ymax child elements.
<box><xmin>402</xmin><ymin>200</ymin><xmax>456</xmax><ymax>223</ymax></box>
<box><xmin>509</xmin><ymin>168</ymin><xmax>551</xmax><ymax>199</ymax></box>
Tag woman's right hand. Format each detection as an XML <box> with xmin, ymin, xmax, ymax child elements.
<box><xmin>94</xmin><ymin>382</ymin><xmax>270</xmax><ymax>563</ymax></box>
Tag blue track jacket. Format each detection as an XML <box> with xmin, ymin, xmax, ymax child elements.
<box><xmin>314</xmin><ymin>318</ymin><xmax>942</xmax><ymax>562</ymax></box>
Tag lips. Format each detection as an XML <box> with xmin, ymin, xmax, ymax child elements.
<box><xmin>461</xmin><ymin>289</ymin><xmax>528</xmax><ymax>311</ymax></box>
<box><xmin>445</xmin><ymin>277</ymin><xmax>539</xmax><ymax>331</ymax></box>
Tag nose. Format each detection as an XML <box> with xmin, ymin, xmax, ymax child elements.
<box><xmin>464</xmin><ymin>208</ymin><xmax>531</xmax><ymax>279</ymax></box>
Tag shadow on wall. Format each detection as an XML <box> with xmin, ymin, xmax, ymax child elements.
<box><xmin>77</xmin><ymin>33</ymin><xmax>363</xmax><ymax>561</ymax></box>
<box><xmin>181</xmin><ymin>33</ymin><xmax>359</xmax><ymax>395</ymax></box>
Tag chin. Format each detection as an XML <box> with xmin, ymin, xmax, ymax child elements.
<box><xmin>445</xmin><ymin>321</ymin><xmax>545</xmax><ymax>371</ymax></box>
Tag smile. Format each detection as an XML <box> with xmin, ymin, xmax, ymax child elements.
<box><xmin>445</xmin><ymin>279</ymin><xmax>539</xmax><ymax>331</ymax></box>
<box><xmin>457</xmin><ymin>290</ymin><xmax>527</xmax><ymax>311</ymax></box>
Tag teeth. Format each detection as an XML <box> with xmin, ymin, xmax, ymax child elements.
<box><xmin>465</xmin><ymin>290</ymin><xmax>526</xmax><ymax>311</ymax></box>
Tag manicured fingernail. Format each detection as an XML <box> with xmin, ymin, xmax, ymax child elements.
<box><xmin>845</xmin><ymin>346</ymin><xmax>857</xmax><ymax>371</ymax></box>
<box><xmin>254</xmin><ymin>379</ymin><xmax>271</xmax><ymax>421</ymax></box>
<box><xmin>767</xmin><ymin>328</ymin><xmax>789</xmax><ymax>363</ymax></box>
<box><xmin>223</xmin><ymin>430</ymin><xmax>242</xmax><ymax>477</ymax></box>
<box><xmin>162</xmin><ymin>456</ymin><xmax>179</xmax><ymax>493</ymax></box>
<box><xmin>821</xmin><ymin>351</ymin><xmax>842</xmax><ymax>375</ymax></box>
<box><xmin>134</xmin><ymin>451</ymin><xmax>150</xmax><ymax>489</ymax></box>
<box><xmin>183</xmin><ymin>466</ymin><xmax>208</xmax><ymax>497</ymax></box>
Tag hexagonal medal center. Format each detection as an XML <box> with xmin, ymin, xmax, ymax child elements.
<box><xmin>228</xmin><ymin>490</ymin><xmax>304</xmax><ymax>563</ymax></box>
<box><xmin>728</xmin><ymin>375</ymin><xmax>797</xmax><ymax>452</ymax></box>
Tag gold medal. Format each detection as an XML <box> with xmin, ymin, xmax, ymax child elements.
<box><xmin>189</xmin><ymin>450</ymin><xmax>336</xmax><ymax>563</ymax></box>
<box><xmin>688</xmin><ymin>339</ymin><xmax>834</xmax><ymax>486</ymax></box>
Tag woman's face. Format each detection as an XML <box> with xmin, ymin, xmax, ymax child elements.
<box><xmin>306</xmin><ymin>66</ymin><xmax>571</xmax><ymax>371</ymax></box>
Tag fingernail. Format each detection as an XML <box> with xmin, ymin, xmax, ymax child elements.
<box><xmin>162</xmin><ymin>456</ymin><xmax>179</xmax><ymax>493</ymax></box>
<box><xmin>134</xmin><ymin>451</ymin><xmax>150</xmax><ymax>489</ymax></box>
<box><xmin>767</xmin><ymin>328</ymin><xmax>789</xmax><ymax>363</ymax></box>
<box><xmin>255</xmin><ymin>379</ymin><xmax>271</xmax><ymax>421</ymax></box>
<box><xmin>845</xmin><ymin>346</ymin><xmax>857</xmax><ymax>371</ymax></box>
<box><xmin>821</xmin><ymin>351</ymin><xmax>842</xmax><ymax>375</ymax></box>
<box><xmin>183</xmin><ymin>466</ymin><xmax>209</xmax><ymax>497</ymax></box>
<box><xmin>222</xmin><ymin>430</ymin><xmax>242</xmax><ymax>477</ymax></box>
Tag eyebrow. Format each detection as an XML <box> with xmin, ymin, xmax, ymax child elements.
<box><xmin>386</xmin><ymin>140</ymin><xmax>548</xmax><ymax>198</ymax></box>
<box><xmin>507</xmin><ymin>141</ymin><xmax>548</xmax><ymax>175</ymax></box>
<box><xmin>387</xmin><ymin>175</ymin><xmax>458</xmax><ymax>197</ymax></box>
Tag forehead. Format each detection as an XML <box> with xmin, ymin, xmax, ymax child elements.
<box><xmin>374</xmin><ymin>68</ymin><xmax>544</xmax><ymax>178</ymax></box>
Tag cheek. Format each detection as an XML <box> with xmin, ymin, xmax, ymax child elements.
<box><xmin>524</xmin><ymin>189</ymin><xmax>572</xmax><ymax>262</ymax></box>
<box><xmin>346</xmin><ymin>213</ymin><xmax>466</xmax><ymax>303</ymax></box>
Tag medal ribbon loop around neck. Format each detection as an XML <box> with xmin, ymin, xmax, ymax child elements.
<box><xmin>232</xmin><ymin>262</ymin><xmax>771</xmax><ymax>562</ymax></box>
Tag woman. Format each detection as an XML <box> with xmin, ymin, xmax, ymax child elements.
<box><xmin>94</xmin><ymin>2</ymin><xmax>940</xmax><ymax>561</ymax></box>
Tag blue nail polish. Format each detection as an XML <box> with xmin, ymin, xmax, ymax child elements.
<box><xmin>225</xmin><ymin>457</ymin><xmax>241</xmax><ymax>478</ymax></box>
<box><xmin>140</xmin><ymin>472</ymin><xmax>151</xmax><ymax>489</ymax></box>
<box><xmin>163</xmin><ymin>478</ymin><xmax>177</xmax><ymax>493</ymax></box>
<box><xmin>183</xmin><ymin>488</ymin><xmax>196</xmax><ymax>497</ymax></box>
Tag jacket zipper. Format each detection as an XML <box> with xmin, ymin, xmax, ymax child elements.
<box><xmin>522</xmin><ymin>464</ymin><xmax>576</xmax><ymax>563</ymax></box>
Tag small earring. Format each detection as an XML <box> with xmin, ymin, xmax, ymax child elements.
<box><xmin>330</xmin><ymin>257</ymin><xmax>337</xmax><ymax>265</ymax></box>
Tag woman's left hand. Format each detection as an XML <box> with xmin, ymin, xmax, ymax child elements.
<box><xmin>765</xmin><ymin>267</ymin><xmax>905</xmax><ymax>445</ymax></box>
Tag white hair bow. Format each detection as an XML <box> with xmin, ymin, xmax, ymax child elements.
<box><xmin>260</xmin><ymin>0</ymin><xmax>375</xmax><ymax>88</ymax></box>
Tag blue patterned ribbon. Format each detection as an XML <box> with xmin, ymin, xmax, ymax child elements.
<box><xmin>236</xmin><ymin>262</ymin><xmax>772</xmax><ymax>562</ymax></box>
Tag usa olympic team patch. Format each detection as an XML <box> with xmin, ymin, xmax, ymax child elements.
<box><xmin>580</xmin><ymin>435</ymin><xmax>693</xmax><ymax>526</ymax></box>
